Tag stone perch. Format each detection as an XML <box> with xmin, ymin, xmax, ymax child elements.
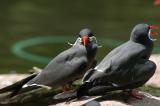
<box><xmin>0</xmin><ymin>54</ymin><xmax>159</xmax><ymax>106</ymax></box>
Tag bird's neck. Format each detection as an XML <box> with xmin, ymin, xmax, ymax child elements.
<box><xmin>130</xmin><ymin>35</ymin><xmax>153</xmax><ymax>48</ymax></box>
<box><xmin>130</xmin><ymin>33</ymin><xmax>153</xmax><ymax>46</ymax></box>
<box><xmin>86</xmin><ymin>43</ymin><xmax>98</xmax><ymax>60</ymax></box>
<box><xmin>131</xmin><ymin>39</ymin><xmax>153</xmax><ymax>56</ymax></box>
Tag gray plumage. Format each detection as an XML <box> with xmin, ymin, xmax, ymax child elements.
<box><xmin>26</xmin><ymin>41</ymin><xmax>97</xmax><ymax>87</ymax></box>
<box><xmin>54</xmin><ymin>24</ymin><xmax>157</xmax><ymax>99</ymax></box>
<box><xmin>0</xmin><ymin>28</ymin><xmax>98</xmax><ymax>96</ymax></box>
<box><xmin>24</xmin><ymin>28</ymin><xmax>98</xmax><ymax>88</ymax></box>
<box><xmin>83</xmin><ymin>24</ymin><xmax>155</xmax><ymax>86</ymax></box>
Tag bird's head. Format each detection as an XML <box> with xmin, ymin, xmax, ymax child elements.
<box><xmin>130</xmin><ymin>24</ymin><xmax>158</xmax><ymax>43</ymax></box>
<box><xmin>78</xmin><ymin>28</ymin><xmax>97</xmax><ymax>46</ymax></box>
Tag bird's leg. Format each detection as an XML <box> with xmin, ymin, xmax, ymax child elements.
<box><xmin>62</xmin><ymin>82</ymin><xmax>74</xmax><ymax>92</ymax></box>
<box><xmin>62</xmin><ymin>85</ymin><xmax>72</xmax><ymax>92</ymax></box>
<box><xmin>129</xmin><ymin>89</ymin><xmax>144</xmax><ymax>99</ymax></box>
<box><xmin>123</xmin><ymin>89</ymin><xmax>144</xmax><ymax>100</ymax></box>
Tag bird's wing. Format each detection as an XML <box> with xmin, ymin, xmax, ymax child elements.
<box><xmin>93</xmin><ymin>42</ymin><xmax>125</xmax><ymax>73</ymax></box>
<box><xmin>26</xmin><ymin>45</ymin><xmax>88</xmax><ymax>86</ymax></box>
<box><xmin>82</xmin><ymin>68</ymin><xmax>96</xmax><ymax>82</ymax></box>
<box><xmin>96</xmin><ymin>42</ymin><xmax>146</xmax><ymax>73</ymax></box>
<box><xmin>109</xmin><ymin>43</ymin><xmax>146</xmax><ymax>71</ymax></box>
<box><xmin>85</xmin><ymin>42</ymin><xmax>146</xmax><ymax>86</ymax></box>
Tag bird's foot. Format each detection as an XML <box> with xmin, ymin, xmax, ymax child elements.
<box><xmin>122</xmin><ymin>89</ymin><xmax>144</xmax><ymax>102</ymax></box>
<box><xmin>130</xmin><ymin>89</ymin><xmax>144</xmax><ymax>100</ymax></box>
<box><xmin>62</xmin><ymin>85</ymin><xmax>74</xmax><ymax>92</ymax></box>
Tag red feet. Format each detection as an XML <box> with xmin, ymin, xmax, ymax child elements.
<box><xmin>130</xmin><ymin>89</ymin><xmax>144</xmax><ymax>100</ymax></box>
<box><xmin>123</xmin><ymin>89</ymin><xmax>144</xmax><ymax>100</ymax></box>
<box><xmin>62</xmin><ymin>84</ymin><xmax>74</xmax><ymax>92</ymax></box>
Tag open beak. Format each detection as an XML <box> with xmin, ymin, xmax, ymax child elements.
<box><xmin>148</xmin><ymin>25</ymin><xmax>159</xmax><ymax>41</ymax></box>
<box><xmin>82</xmin><ymin>35</ymin><xmax>89</xmax><ymax>46</ymax></box>
<box><xmin>149</xmin><ymin>25</ymin><xmax>159</xmax><ymax>37</ymax></box>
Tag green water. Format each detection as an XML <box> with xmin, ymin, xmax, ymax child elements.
<box><xmin>0</xmin><ymin>0</ymin><xmax>160</xmax><ymax>73</ymax></box>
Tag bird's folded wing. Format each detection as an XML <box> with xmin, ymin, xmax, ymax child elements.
<box><xmin>82</xmin><ymin>68</ymin><xmax>96</xmax><ymax>82</ymax></box>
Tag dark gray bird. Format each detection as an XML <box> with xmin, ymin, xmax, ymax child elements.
<box><xmin>54</xmin><ymin>24</ymin><xmax>158</xmax><ymax>100</ymax></box>
<box><xmin>79</xmin><ymin>23</ymin><xmax>158</xmax><ymax>98</ymax></box>
<box><xmin>0</xmin><ymin>28</ymin><xmax>98</xmax><ymax>96</ymax></box>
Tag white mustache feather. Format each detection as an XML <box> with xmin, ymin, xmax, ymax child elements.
<box><xmin>148</xmin><ymin>30</ymin><xmax>157</xmax><ymax>41</ymax></box>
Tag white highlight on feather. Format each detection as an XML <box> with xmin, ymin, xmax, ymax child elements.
<box><xmin>94</xmin><ymin>66</ymin><xmax>103</xmax><ymax>72</ymax></box>
<box><xmin>96</xmin><ymin>69</ymin><xmax>104</xmax><ymax>72</ymax></box>
<box><xmin>148</xmin><ymin>29</ymin><xmax>157</xmax><ymax>41</ymax></box>
<box><xmin>22</xmin><ymin>84</ymin><xmax>28</xmax><ymax>88</ymax></box>
<box><xmin>112</xmin><ymin>83</ymin><xmax>118</xmax><ymax>87</ymax></box>
<box><xmin>82</xmin><ymin>80</ymin><xmax>90</xmax><ymax>84</ymax></box>
<box><xmin>22</xmin><ymin>84</ymin><xmax>51</xmax><ymax>89</ymax></box>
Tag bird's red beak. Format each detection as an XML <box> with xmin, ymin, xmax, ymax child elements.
<box><xmin>148</xmin><ymin>25</ymin><xmax>158</xmax><ymax>30</ymax></box>
<box><xmin>82</xmin><ymin>35</ymin><xmax>89</xmax><ymax>46</ymax></box>
<box><xmin>149</xmin><ymin>25</ymin><xmax>159</xmax><ymax>37</ymax></box>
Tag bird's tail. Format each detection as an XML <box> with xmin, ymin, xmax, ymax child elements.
<box><xmin>0</xmin><ymin>73</ymin><xmax>37</xmax><ymax>96</ymax></box>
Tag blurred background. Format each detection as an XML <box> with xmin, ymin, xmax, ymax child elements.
<box><xmin>0</xmin><ymin>0</ymin><xmax>160</xmax><ymax>73</ymax></box>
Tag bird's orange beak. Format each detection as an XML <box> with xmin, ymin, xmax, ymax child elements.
<box><xmin>149</xmin><ymin>25</ymin><xmax>159</xmax><ymax>38</ymax></box>
<box><xmin>82</xmin><ymin>35</ymin><xmax>89</xmax><ymax>46</ymax></box>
